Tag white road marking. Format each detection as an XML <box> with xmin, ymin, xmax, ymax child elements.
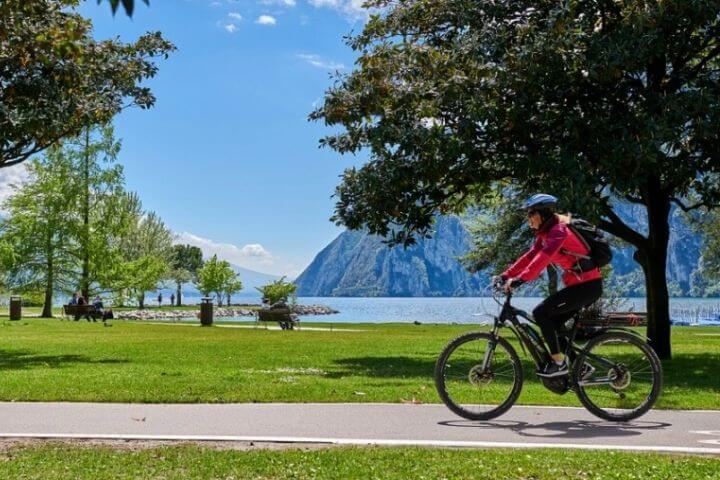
<box><xmin>691</xmin><ymin>431</ymin><xmax>720</xmax><ymax>446</ymax></box>
<box><xmin>0</xmin><ymin>433</ymin><xmax>718</xmax><ymax>455</ymax></box>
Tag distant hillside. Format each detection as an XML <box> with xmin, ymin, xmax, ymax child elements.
<box><xmin>295</xmin><ymin>208</ymin><xmax>716</xmax><ymax>298</ymax></box>
<box><xmin>173</xmin><ymin>263</ymin><xmax>280</xmax><ymax>299</ymax></box>
<box><xmin>294</xmin><ymin>216</ymin><xmax>486</xmax><ymax>297</ymax></box>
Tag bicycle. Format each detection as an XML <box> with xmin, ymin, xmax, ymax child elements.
<box><xmin>434</xmin><ymin>286</ymin><xmax>663</xmax><ymax>422</ymax></box>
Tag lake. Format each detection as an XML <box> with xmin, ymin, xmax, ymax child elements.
<box><xmin>279</xmin><ymin>296</ymin><xmax>720</xmax><ymax>325</ymax></box>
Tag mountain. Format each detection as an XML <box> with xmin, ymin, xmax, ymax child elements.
<box><xmin>295</xmin><ymin>208</ymin><xmax>714</xmax><ymax>298</ymax></box>
<box><xmin>295</xmin><ymin>216</ymin><xmax>486</xmax><ymax>297</ymax></box>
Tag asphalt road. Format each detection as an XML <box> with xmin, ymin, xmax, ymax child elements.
<box><xmin>0</xmin><ymin>402</ymin><xmax>719</xmax><ymax>454</ymax></box>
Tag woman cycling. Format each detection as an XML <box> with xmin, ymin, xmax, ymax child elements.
<box><xmin>499</xmin><ymin>194</ymin><xmax>603</xmax><ymax>378</ymax></box>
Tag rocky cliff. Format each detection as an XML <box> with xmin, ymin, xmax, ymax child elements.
<box><xmin>295</xmin><ymin>216</ymin><xmax>485</xmax><ymax>297</ymax></box>
<box><xmin>296</xmin><ymin>208</ymin><xmax>713</xmax><ymax>297</ymax></box>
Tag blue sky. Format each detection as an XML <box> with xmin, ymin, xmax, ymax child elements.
<box><xmin>78</xmin><ymin>0</ymin><xmax>369</xmax><ymax>277</ymax></box>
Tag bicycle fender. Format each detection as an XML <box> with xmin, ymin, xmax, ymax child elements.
<box><xmin>603</xmin><ymin>327</ymin><xmax>649</xmax><ymax>342</ymax></box>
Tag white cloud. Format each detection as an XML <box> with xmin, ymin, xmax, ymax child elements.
<box><xmin>0</xmin><ymin>163</ymin><xmax>30</xmax><ymax>214</ymax></box>
<box><xmin>307</xmin><ymin>0</ymin><xmax>368</xmax><ymax>19</ymax></box>
<box><xmin>256</xmin><ymin>14</ymin><xmax>277</xmax><ymax>25</ymax></box>
<box><xmin>261</xmin><ymin>0</ymin><xmax>296</xmax><ymax>6</ymax></box>
<box><xmin>223</xmin><ymin>23</ymin><xmax>238</xmax><ymax>33</ymax></box>
<box><xmin>175</xmin><ymin>232</ymin><xmax>282</xmax><ymax>273</ymax></box>
<box><xmin>228</xmin><ymin>12</ymin><xmax>243</xmax><ymax>20</ymax></box>
<box><xmin>298</xmin><ymin>53</ymin><xmax>345</xmax><ymax>70</ymax></box>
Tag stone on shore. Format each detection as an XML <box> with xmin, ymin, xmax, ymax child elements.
<box><xmin>117</xmin><ymin>304</ymin><xmax>338</xmax><ymax>321</ymax></box>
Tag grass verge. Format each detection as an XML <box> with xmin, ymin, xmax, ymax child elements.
<box><xmin>0</xmin><ymin>319</ymin><xmax>717</xmax><ymax>408</ymax></box>
<box><xmin>0</xmin><ymin>444</ymin><xmax>717</xmax><ymax>479</ymax></box>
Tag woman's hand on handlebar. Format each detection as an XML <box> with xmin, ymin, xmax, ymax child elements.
<box><xmin>503</xmin><ymin>277</ymin><xmax>524</xmax><ymax>293</ymax></box>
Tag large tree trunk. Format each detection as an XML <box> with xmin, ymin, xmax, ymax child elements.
<box><xmin>176</xmin><ymin>282</ymin><xmax>182</xmax><ymax>306</ymax></box>
<box><xmin>139</xmin><ymin>292</ymin><xmax>145</xmax><ymax>309</ymax></box>
<box><xmin>42</xmin><ymin>251</ymin><xmax>54</xmax><ymax>318</ymax></box>
<box><xmin>643</xmin><ymin>185</ymin><xmax>672</xmax><ymax>359</ymax></box>
<box><xmin>599</xmin><ymin>177</ymin><xmax>673</xmax><ymax>359</ymax></box>
<box><xmin>81</xmin><ymin>127</ymin><xmax>91</xmax><ymax>300</ymax></box>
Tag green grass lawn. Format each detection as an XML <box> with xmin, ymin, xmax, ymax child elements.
<box><xmin>2</xmin><ymin>303</ymin><xmax>258</xmax><ymax>317</ymax></box>
<box><xmin>0</xmin><ymin>444</ymin><xmax>717</xmax><ymax>479</ymax></box>
<box><xmin>0</xmin><ymin>318</ymin><xmax>717</xmax><ymax>408</ymax></box>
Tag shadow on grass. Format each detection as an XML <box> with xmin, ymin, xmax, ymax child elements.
<box><xmin>329</xmin><ymin>356</ymin><xmax>436</xmax><ymax>379</ymax></box>
<box><xmin>330</xmin><ymin>353</ymin><xmax>719</xmax><ymax>392</ymax></box>
<box><xmin>661</xmin><ymin>353</ymin><xmax>720</xmax><ymax>391</ymax></box>
<box><xmin>0</xmin><ymin>349</ymin><xmax>129</xmax><ymax>371</ymax></box>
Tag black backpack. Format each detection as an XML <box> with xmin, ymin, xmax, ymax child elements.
<box><xmin>563</xmin><ymin>218</ymin><xmax>613</xmax><ymax>271</ymax></box>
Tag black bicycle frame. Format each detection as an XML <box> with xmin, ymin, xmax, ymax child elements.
<box><xmin>489</xmin><ymin>292</ymin><xmax>622</xmax><ymax>374</ymax></box>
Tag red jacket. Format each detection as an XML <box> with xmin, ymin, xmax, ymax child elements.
<box><xmin>503</xmin><ymin>215</ymin><xmax>602</xmax><ymax>287</ymax></box>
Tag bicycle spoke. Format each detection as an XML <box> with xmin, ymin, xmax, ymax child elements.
<box><xmin>575</xmin><ymin>333</ymin><xmax>661</xmax><ymax>421</ymax></box>
<box><xmin>437</xmin><ymin>333</ymin><xmax>521</xmax><ymax>420</ymax></box>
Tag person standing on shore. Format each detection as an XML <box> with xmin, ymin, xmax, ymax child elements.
<box><xmin>157</xmin><ymin>293</ymin><xmax>163</xmax><ymax>307</ymax></box>
<box><xmin>170</xmin><ymin>293</ymin><xmax>175</xmax><ymax>306</ymax></box>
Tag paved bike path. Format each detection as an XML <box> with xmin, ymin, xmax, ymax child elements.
<box><xmin>0</xmin><ymin>402</ymin><xmax>719</xmax><ymax>455</ymax></box>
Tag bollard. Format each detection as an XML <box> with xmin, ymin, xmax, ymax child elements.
<box><xmin>200</xmin><ymin>297</ymin><xmax>214</xmax><ymax>326</ymax></box>
<box><xmin>9</xmin><ymin>296</ymin><xmax>21</xmax><ymax>321</ymax></box>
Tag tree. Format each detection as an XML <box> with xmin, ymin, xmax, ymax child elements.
<box><xmin>256</xmin><ymin>277</ymin><xmax>297</xmax><ymax>306</ymax></box>
<box><xmin>0</xmin><ymin>0</ymin><xmax>174</xmax><ymax>169</ymax></box>
<box><xmin>170</xmin><ymin>244</ymin><xmax>204</xmax><ymax>306</ymax></box>
<box><xmin>224</xmin><ymin>277</ymin><xmax>244</xmax><ymax>307</ymax></box>
<box><xmin>196</xmin><ymin>255</ymin><xmax>242</xmax><ymax>307</ymax></box>
<box><xmin>696</xmin><ymin>210</ymin><xmax>720</xmax><ymax>283</ymax></box>
<box><xmin>100</xmin><ymin>0</ymin><xmax>148</xmax><ymax>16</ymax></box>
<box><xmin>42</xmin><ymin>125</ymin><xmax>126</xmax><ymax>300</ymax></box>
<box><xmin>129</xmin><ymin>212</ymin><xmax>173</xmax><ymax>308</ymax></box>
<box><xmin>312</xmin><ymin>1</ymin><xmax>720</xmax><ymax>358</ymax></box>
<box><xmin>0</xmin><ymin>156</ymin><xmax>80</xmax><ymax>317</ymax></box>
<box><xmin>114</xmin><ymin>197</ymin><xmax>173</xmax><ymax>308</ymax></box>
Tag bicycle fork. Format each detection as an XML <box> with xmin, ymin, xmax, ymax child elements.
<box><xmin>480</xmin><ymin>323</ymin><xmax>501</xmax><ymax>371</ymax></box>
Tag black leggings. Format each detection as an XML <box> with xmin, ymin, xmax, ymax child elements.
<box><xmin>533</xmin><ymin>279</ymin><xmax>603</xmax><ymax>355</ymax></box>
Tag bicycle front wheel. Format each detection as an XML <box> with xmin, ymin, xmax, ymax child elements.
<box><xmin>434</xmin><ymin>332</ymin><xmax>523</xmax><ymax>420</ymax></box>
<box><xmin>573</xmin><ymin>331</ymin><xmax>662</xmax><ymax>421</ymax></box>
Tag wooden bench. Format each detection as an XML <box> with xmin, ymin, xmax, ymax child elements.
<box><xmin>257</xmin><ymin>308</ymin><xmax>299</xmax><ymax>330</ymax></box>
<box><xmin>577</xmin><ymin>311</ymin><xmax>647</xmax><ymax>328</ymax></box>
<box><xmin>62</xmin><ymin>304</ymin><xmax>101</xmax><ymax>321</ymax></box>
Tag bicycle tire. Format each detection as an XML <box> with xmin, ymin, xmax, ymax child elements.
<box><xmin>573</xmin><ymin>331</ymin><xmax>662</xmax><ymax>422</ymax></box>
<box><xmin>435</xmin><ymin>332</ymin><xmax>523</xmax><ymax>421</ymax></box>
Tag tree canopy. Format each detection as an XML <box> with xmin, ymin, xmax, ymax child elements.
<box><xmin>170</xmin><ymin>244</ymin><xmax>204</xmax><ymax>306</ymax></box>
<box><xmin>100</xmin><ymin>0</ymin><xmax>148</xmax><ymax>16</ymax></box>
<box><xmin>196</xmin><ymin>255</ymin><xmax>242</xmax><ymax>307</ymax></box>
<box><xmin>0</xmin><ymin>0</ymin><xmax>173</xmax><ymax>169</ymax></box>
<box><xmin>312</xmin><ymin>0</ymin><xmax>720</xmax><ymax>358</ymax></box>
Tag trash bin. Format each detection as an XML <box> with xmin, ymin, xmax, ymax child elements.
<box><xmin>9</xmin><ymin>295</ymin><xmax>21</xmax><ymax>321</ymax></box>
<box><xmin>199</xmin><ymin>297</ymin><xmax>214</xmax><ymax>326</ymax></box>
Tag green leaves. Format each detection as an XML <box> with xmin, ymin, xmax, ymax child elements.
<box><xmin>99</xmin><ymin>0</ymin><xmax>149</xmax><ymax>17</ymax></box>
<box><xmin>256</xmin><ymin>277</ymin><xmax>297</xmax><ymax>306</ymax></box>
<box><xmin>196</xmin><ymin>255</ymin><xmax>242</xmax><ymax>306</ymax></box>
<box><xmin>313</xmin><ymin>0</ymin><xmax>720</xmax><ymax>252</ymax></box>
<box><xmin>1</xmin><ymin>0</ymin><xmax>173</xmax><ymax>169</ymax></box>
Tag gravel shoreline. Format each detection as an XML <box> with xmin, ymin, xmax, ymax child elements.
<box><xmin>117</xmin><ymin>304</ymin><xmax>339</xmax><ymax>321</ymax></box>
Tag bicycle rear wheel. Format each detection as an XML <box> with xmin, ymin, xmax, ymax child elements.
<box><xmin>573</xmin><ymin>331</ymin><xmax>662</xmax><ymax>421</ymax></box>
<box><xmin>434</xmin><ymin>332</ymin><xmax>523</xmax><ymax>420</ymax></box>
